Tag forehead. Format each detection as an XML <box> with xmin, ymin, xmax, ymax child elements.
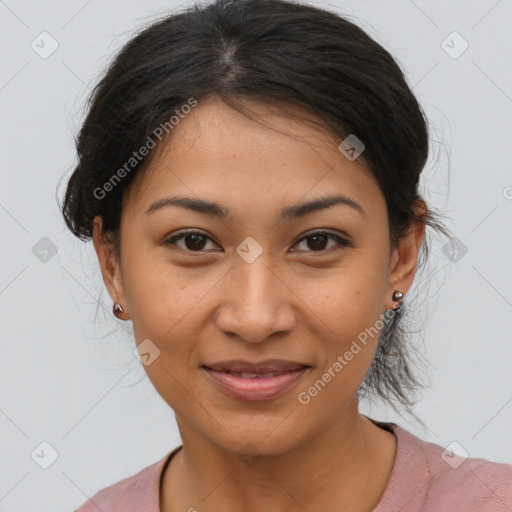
<box><xmin>123</xmin><ymin>97</ymin><xmax>384</xmax><ymax>221</ymax></box>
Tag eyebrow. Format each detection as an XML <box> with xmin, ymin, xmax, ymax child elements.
<box><xmin>145</xmin><ymin>193</ymin><xmax>366</xmax><ymax>219</ymax></box>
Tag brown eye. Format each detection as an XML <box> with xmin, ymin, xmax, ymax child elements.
<box><xmin>292</xmin><ymin>231</ymin><xmax>351</xmax><ymax>253</ymax></box>
<box><xmin>164</xmin><ymin>231</ymin><xmax>218</xmax><ymax>252</ymax></box>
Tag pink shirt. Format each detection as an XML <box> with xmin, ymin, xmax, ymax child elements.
<box><xmin>74</xmin><ymin>419</ymin><xmax>512</xmax><ymax>511</ymax></box>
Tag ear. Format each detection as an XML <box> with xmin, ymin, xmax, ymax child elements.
<box><xmin>92</xmin><ymin>215</ymin><xmax>130</xmax><ymax>319</ymax></box>
<box><xmin>386</xmin><ymin>199</ymin><xmax>427</xmax><ymax>309</ymax></box>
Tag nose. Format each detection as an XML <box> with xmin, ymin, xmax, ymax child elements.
<box><xmin>215</xmin><ymin>255</ymin><xmax>296</xmax><ymax>344</ymax></box>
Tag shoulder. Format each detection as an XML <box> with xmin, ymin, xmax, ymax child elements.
<box><xmin>372</xmin><ymin>419</ymin><xmax>512</xmax><ymax>511</ymax></box>
<box><xmin>414</xmin><ymin>431</ymin><xmax>512</xmax><ymax>510</ymax></box>
<box><xmin>73</xmin><ymin>448</ymin><xmax>179</xmax><ymax>512</ymax></box>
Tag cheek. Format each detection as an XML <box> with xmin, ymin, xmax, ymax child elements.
<box><xmin>121</xmin><ymin>250</ymin><xmax>203</xmax><ymax>336</ymax></box>
<box><xmin>296</xmin><ymin>304</ymin><xmax>384</xmax><ymax>419</ymax></box>
<box><xmin>291</xmin><ymin>258</ymin><xmax>388</xmax><ymax>402</ymax></box>
<box><xmin>290</xmin><ymin>253</ymin><xmax>388</xmax><ymax>332</ymax></box>
<box><xmin>121</xmin><ymin>257</ymin><xmax>204</xmax><ymax>412</ymax></box>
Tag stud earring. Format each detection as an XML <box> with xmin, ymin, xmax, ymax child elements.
<box><xmin>113</xmin><ymin>303</ymin><xmax>125</xmax><ymax>318</ymax></box>
<box><xmin>392</xmin><ymin>290</ymin><xmax>404</xmax><ymax>309</ymax></box>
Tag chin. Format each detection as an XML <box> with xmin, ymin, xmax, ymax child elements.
<box><xmin>201</xmin><ymin>415</ymin><xmax>313</xmax><ymax>457</ymax></box>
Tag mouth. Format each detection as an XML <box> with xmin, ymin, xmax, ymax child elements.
<box><xmin>201</xmin><ymin>359</ymin><xmax>311</xmax><ymax>401</ymax></box>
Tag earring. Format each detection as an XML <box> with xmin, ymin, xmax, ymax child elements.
<box><xmin>113</xmin><ymin>302</ymin><xmax>126</xmax><ymax>318</ymax></box>
<box><xmin>392</xmin><ymin>290</ymin><xmax>404</xmax><ymax>309</ymax></box>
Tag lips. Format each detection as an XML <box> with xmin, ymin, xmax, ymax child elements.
<box><xmin>201</xmin><ymin>359</ymin><xmax>311</xmax><ymax>401</ymax></box>
<box><xmin>203</xmin><ymin>359</ymin><xmax>309</xmax><ymax>374</ymax></box>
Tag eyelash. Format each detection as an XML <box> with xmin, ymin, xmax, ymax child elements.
<box><xmin>164</xmin><ymin>230</ymin><xmax>351</xmax><ymax>254</ymax></box>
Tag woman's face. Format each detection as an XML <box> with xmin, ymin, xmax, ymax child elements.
<box><xmin>94</xmin><ymin>97</ymin><xmax>424</xmax><ymax>455</ymax></box>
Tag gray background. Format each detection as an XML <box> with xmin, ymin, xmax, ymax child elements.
<box><xmin>1</xmin><ymin>0</ymin><xmax>511</xmax><ymax>510</ymax></box>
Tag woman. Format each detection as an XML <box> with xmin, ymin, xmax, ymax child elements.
<box><xmin>61</xmin><ymin>0</ymin><xmax>512</xmax><ymax>510</ymax></box>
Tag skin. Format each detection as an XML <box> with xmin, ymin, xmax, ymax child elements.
<box><xmin>93</xmin><ymin>96</ymin><xmax>426</xmax><ymax>512</ymax></box>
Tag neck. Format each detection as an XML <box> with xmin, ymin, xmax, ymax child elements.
<box><xmin>161</xmin><ymin>403</ymin><xmax>397</xmax><ymax>512</ymax></box>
